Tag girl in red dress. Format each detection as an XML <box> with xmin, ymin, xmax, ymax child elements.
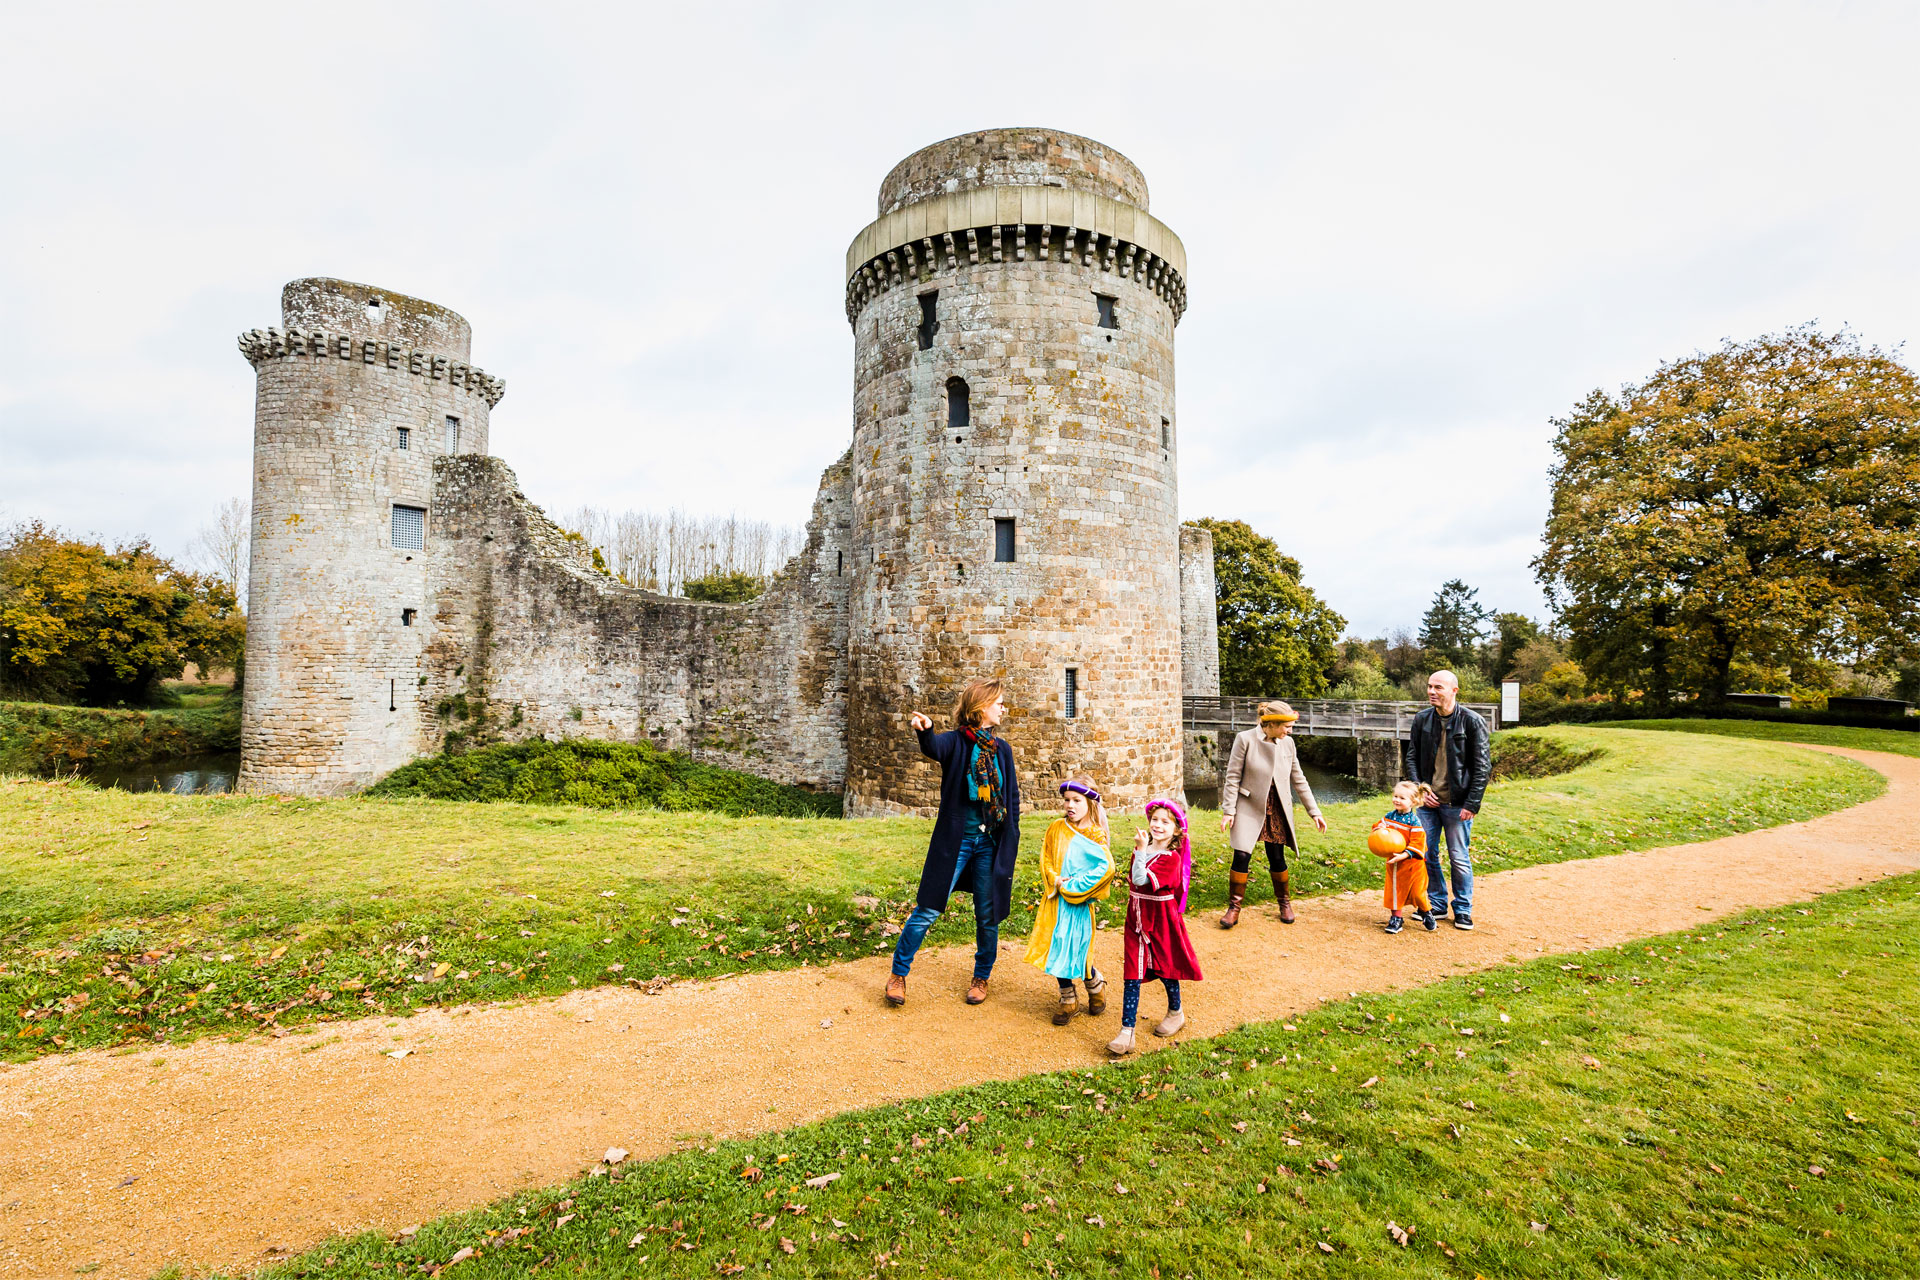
<box><xmin>1108</xmin><ymin>799</ymin><xmax>1205</xmax><ymax>1056</ymax></box>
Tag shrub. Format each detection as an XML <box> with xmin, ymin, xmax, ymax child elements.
<box><xmin>366</xmin><ymin>737</ymin><xmax>842</xmax><ymax>818</ymax></box>
<box><xmin>0</xmin><ymin>700</ymin><xmax>240</xmax><ymax>776</ymax></box>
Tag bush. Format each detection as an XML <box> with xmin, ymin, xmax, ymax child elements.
<box><xmin>1490</xmin><ymin>731</ymin><xmax>1604</xmax><ymax>781</ymax></box>
<box><xmin>0</xmin><ymin>700</ymin><xmax>240</xmax><ymax>776</ymax></box>
<box><xmin>366</xmin><ymin>737</ymin><xmax>843</xmax><ymax>818</ymax></box>
<box><xmin>1521</xmin><ymin>699</ymin><xmax>1920</xmax><ymax>734</ymax></box>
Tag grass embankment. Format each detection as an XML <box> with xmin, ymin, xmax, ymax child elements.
<box><xmin>0</xmin><ymin>728</ymin><xmax>1882</xmax><ymax>1060</ymax></box>
<box><xmin>1597</xmin><ymin>718</ymin><xmax>1920</xmax><ymax>759</ymax></box>
<box><xmin>369</xmin><ymin>737</ymin><xmax>842</xmax><ymax>817</ymax></box>
<box><xmin>251</xmin><ymin>874</ymin><xmax>1920</xmax><ymax>1280</ymax></box>
<box><xmin>0</xmin><ymin>698</ymin><xmax>239</xmax><ymax>777</ymax></box>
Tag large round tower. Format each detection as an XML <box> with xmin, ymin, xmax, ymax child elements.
<box><xmin>843</xmin><ymin>129</ymin><xmax>1190</xmax><ymax>816</ymax></box>
<box><xmin>237</xmin><ymin>278</ymin><xmax>505</xmax><ymax>795</ymax></box>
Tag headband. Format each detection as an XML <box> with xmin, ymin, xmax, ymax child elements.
<box><xmin>1059</xmin><ymin>780</ymin><xmax>1101</xmax><ymax>803</ymax></box>
<box><xmin>1259</xmin><ymin>713</ymin><xmax>1298</xmax><ymax>724</ymax></box>
<box><xmin>1143</xmin><ymin>798</ymin><xmax>1188</xmax><ymax>826</ymax></box>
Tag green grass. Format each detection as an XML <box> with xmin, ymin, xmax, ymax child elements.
<box><xmin>1598</xmin><ymin>718</ymin><xmax>1920</xmax><ymax>758</ymax></box>
<box><xmin>0</xmin><ymin>698</ymin><xmax>239</xmax><ymax>776</ymax></box>
<box><xmin>242</xmin><ymin>873</ymin><xmax>1920</xmax><ymax>1280</ymax></box>
<box><xmin>0</xmin><ymin>728</ymin><xmax>1882</xmax><ymax>1060</ymax></box>
<box><xmin>368</xmin><ymin>737</ymin><xmax>842</xmax><ymax>817</ymax></box>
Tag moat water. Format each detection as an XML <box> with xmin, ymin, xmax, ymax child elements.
<box><xmin>1184</xmin><ymin>763</ymin><xmax>1370</xmax><ymax>812</ymax></box>
<box><xmin>89</xmin><ymin>752</ymin><xmax>240</xmax><ymax>795</ymax></box>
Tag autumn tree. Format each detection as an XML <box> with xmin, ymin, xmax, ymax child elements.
<box><xmin>1191</xmin><ymin>518</ymin><xmax>1346</xmax><ymax>698</ymax></box>
<box><xmin>1534</xmin><ymin>328</ymin><xmax>1920</xmax><ymax>705</ymax></box>
<box><xmin>0</xmin><ymin>523</ymin><xmax>245</xmax><ymax>705</ymax></box>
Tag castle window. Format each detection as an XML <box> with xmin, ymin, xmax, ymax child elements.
<box><xmin>993</xmin><ymin>518</ymin><xmax>1015</xmax><ymax>563</ymax></box>
<box><xmin>836</xmin><ymin>550</ymin><xmax>844</xmax><ymax>576</ymax></box>
<box><xmin>391</xmin><ymin>504</ymin><xmax>426</xmax><ymax>550</ymax></box>
<box><xmin>917</xmin><ymin>292</ymin><xmax>939</xmax><ymax>351</ymax></box>
<box><xmin>1064</xmin><ymin>667</ymin><xmax>1080</xmax><ymax>718</ymax></box>
<box><xmin>444</xmin><ymin>416</ymin><xmax>461</xmax><ymax>453</ymax></box>
<box><xmin>1161</xmin><ymin>417</ymin><xmax>1171</xmax><ymax>450</ymax></box>
<box><xmin>401</xmin><ymin>608</ymin><xmax>417</xmax><ymax>627</ymax></box>
<box><xmin>947</xmin><ymin>378</ymin><xmax>970</xmax><ymax>430</ymax></box>
<box><xmin>396</xmin><ymin>427</ymin><xmax>410</xmax><ymax>450</ymax></box>
<box><xmin>1095</xmin><ymin>293</ymin><xmax>1118</xmax><ymax>330</ymax></box>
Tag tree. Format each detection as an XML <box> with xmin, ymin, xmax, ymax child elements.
<box><xmin>0</xmin><ymin>522</ymin><xmax>245</xmax><ymax>704</ymax></box>
<box><xmin>1534</xmin><ymin>328</ymin><xmax>1920</xmax><ymax>705</ymax></box>
<box><xmin>1490</xmin><ymin>612</ymin><xmax>1542</xmax><ymax>681</ymax></box>
<box><xmin>1418</xmin><ymin>580</ymin><xmax>1492</xmax><ymax>671</ymax></box>
<box><xmin>187</xmin><ymin>496</ymin><xmax>250</xmax><ymax>608</ymax></box>
<box><xmin>1192</xmin><ymin>518</ymin><xmax>1346</xmax><ymax>698</ymax></box>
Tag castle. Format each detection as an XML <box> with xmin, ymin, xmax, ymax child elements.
<box><xmin>237</xmin><ymin>128</ymin><xmax>1220</xmax><ymax>813</ymax></box>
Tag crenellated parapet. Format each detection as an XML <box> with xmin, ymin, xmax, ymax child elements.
<box><xmin>236</xmin><ymin>326</ymin><xmax>506</xmax><ymax>407</ymax></box>
<box><xmin>842</xmin><ymin>185</ymin><xmax>1187</xmax><ymax>327</ymax></box>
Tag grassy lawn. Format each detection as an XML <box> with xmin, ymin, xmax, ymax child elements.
<box><xmin>1597</xmin><ymin>718</ymin><xmax>1920</xmax><ymax>759</ymax></box>
<box><xmin>239</xmin><ymin>872</ymin><xmax>1920</xmax><ymax>1280</ymax></box>
<box><xmin>0</xmin><ymin>727</ymin><xmax>1884</xmax><ymax>1060</ymax></box>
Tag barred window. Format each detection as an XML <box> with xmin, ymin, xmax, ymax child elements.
<box><xmin>1065</xmin><ymin>668</ymin><xmax>1079</xmax><ymax>718</ymax></box>
<box><xmin>445</xmin><ymin>416</ymin><xmax>460</xmax><ymax>453</ymax></box>
<box><xmin>392</xmin><ymin>504</ymin><xmax>426</xmax><ymax>550</ymax></box>
<box><xmin>396</xmin><ymin>426</ymin><xmax>410</xmax><ymax>450</ymax></box>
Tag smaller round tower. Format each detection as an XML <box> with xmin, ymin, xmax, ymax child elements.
<box><xmin>238</xmin><ymin>278</ymin><xmax>505</xmax><ymax>795</ymax></box>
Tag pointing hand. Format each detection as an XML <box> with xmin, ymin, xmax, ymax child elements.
<box><xmin>909</xmin><ymin>711</ymin><xmax>932</xmax><ymax>732</ymax></box>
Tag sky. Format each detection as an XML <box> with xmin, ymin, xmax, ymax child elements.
<box><xmin>1</xmin><ymin>1</ymin><xmax>1914</xmax><ymax>637</ymax></box>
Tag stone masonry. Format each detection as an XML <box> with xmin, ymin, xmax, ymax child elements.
<box><xmin>237</xmin><ymin>129</ymin><xmax>1220</xmax><ymax>807</ymax></box>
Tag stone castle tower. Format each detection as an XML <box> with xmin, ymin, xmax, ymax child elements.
<box><xmin>234</xmin><ymin>128</ymin><xmax>1214</xmax><ymax>806</ymax></box>
<box><xmin>841</xmin><ymin>129</ymin><xmax>1190</xmax><ymax>815</ymax></box>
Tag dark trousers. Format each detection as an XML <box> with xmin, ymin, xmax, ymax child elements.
<box><xmin>891</xmin><ymin>827</ymin><xmax>999</xmax><ymax>980</ymax></box>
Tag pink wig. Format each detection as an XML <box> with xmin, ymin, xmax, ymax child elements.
<box><xmin>1143</xmin><ymin>798</ymin><xmax>1194</xmax><ymax>914</ymax></box>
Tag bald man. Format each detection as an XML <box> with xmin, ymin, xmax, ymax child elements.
<box><xmin>1399</xmin><ymin>670</ymin><xmax>1491</xmax><ymax>929</ymax></box>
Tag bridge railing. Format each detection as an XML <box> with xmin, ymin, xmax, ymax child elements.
<box><xmin>1182</xmin><ymin>696</ymin><xmax>1501</xmax><ymax>741</ymax></box>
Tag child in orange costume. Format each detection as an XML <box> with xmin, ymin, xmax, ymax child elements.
<box><xmin>1375</xmin><ymin>781</ymin><xmax>1437</xmax><ymax>934</ymax></box>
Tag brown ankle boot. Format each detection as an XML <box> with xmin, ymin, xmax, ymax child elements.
<box><xmin>1272</xmin><ymin>869</ymin><xmax>1296</xmax><ymax>924</ymax></box>
<box><xmin>1220</xmin><ymin>870</ymin><xmax>1249</xmax><ymax>929</ymax></box>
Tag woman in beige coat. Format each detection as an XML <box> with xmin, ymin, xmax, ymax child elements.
<box><xmin>1217</xmin><ymin>700</ymin><xmax>1327</xmax><ymax>927</ymax></box>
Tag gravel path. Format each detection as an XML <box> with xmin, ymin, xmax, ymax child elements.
<box><xmin>3</xmin><ymin>745</ymin><xmax>1914</xmax><ymax>1280</ymax></box>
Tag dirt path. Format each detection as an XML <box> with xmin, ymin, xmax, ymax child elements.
<box><xmin>4</xmin><ymin>745</ymin><xmax>1916</xmax><ymax>1280</ymax></box>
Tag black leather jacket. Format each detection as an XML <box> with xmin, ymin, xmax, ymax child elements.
<box><xmin>1401</xmin><ymin>704</ymin><xmax>1492</xmax><ymax>812</ymax></box>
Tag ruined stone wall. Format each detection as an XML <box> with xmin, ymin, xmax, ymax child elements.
<box><xmin>239</xmin><ymin>278</ymin><xmax>501</xmax><ymax>795</ymax></box>
<box><xmin>844</xmin><ymin>131</ymin><xmax>1188</xmax><ymax>817</ymax></box>
<box><xmin>422</xmin><ymin>453</ymin><xmax>852</xmax><ymax>789</ymax></box>
<box><xmin>1179</xmin><ymin>522</ymin><xmax>1222</xmax><ymax>792</ymax></box>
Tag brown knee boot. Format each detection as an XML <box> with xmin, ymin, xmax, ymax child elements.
<box><xmin>1220</xmin><ymin>870</ymin><xmax>1248</xmax><ymax>929</ymax></box>
<box><xmin>1272</xmin><ymin>869</ymin><xmax>1296</xmax><ymax>924</ymax></box>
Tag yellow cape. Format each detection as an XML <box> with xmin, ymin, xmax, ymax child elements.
<box><xmin>1023</xmin><ymin>816</ymin><xmax>1115</xmax><ymax>972</ymax></box>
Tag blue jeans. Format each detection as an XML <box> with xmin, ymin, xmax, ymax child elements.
<box><xmin>1418</xmin><ymin>805</ymin><xmax>1474</xmax><ymax>917</ymax></box>
<box><xmin>891</xmin><ymin>827</ymin><xmax>999</xmax><ymax>980</ymax></box>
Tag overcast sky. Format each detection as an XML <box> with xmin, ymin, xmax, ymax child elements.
<box><xmin>2</xmin><ymin>1</ymin><xmax>1914</xmax><ymax>637</ymax></box>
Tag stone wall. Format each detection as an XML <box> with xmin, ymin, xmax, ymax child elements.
<box><xmin>420</xmin><ymin>452</ymin><xmax>852</xmax><ymax>789</ymax></box>
<box><xmin>239</xmin><ymin>279</ymin><xmax>497</xmax><ymax>795</ymax></box>
<box><xmin>878</xmin><ymin>128</ymin><xmax>1149</xmax><ymax>215</ymax></box>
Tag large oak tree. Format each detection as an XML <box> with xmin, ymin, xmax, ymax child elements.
<box><xmin>1191</xmin><ymin>518</ymin><xmax>1346</xmax><ymax>698</ymax></box>
<box><xmin>1533</xmin><ymin>328</ymin><xmax>1920</xmax><ymax>705</ymax></box>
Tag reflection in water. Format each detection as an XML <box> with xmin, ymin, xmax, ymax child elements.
<box><xmin>1185</xmin><ymin>763</ymin><xmax>1369</xmax><ymax>812</ymax></box>
<box><xmin>88</xmin><ymin>752</ymin><xmax>240</xmax><ymax>795</ymax></box>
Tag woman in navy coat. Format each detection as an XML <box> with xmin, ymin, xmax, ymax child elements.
<box><xmin>885</xmin><ymin>677</ymin><xmax>1022</xmax><ymax>1007</ymax></box>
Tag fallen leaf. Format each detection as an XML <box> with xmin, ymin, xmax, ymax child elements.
<box><xmin>1085</xmin><ymin>1215</ymin><xmax>1105</xmax><ymax>1227</ymax></box>
<box><xmin>1231</xmin><ymin>1122</ymin><xmax>1248</xmax><ymax>1134</ymax></box>
<box><xmin>386</xmin><ymin>1048</ymin><xmax>412</xmax><ymax>1060</ymax></box>
<box><xmin>399</xmin><ymin>1226</ymin><xmax>420</xmax><ymax>1238</ymax></box>
<box><xmin>1114</xmin><ymin>1183</ymin><xmax>1128</xmax><ymax>1194</ymax></box>
<box><xmin>804</xmin><ymin>1172</ymin><xmax>841</xmax><ymax>1189</ymax></box>
<box><xmin>1388</xmin><ymin>1221</ymin><xmax>1410</xmax><ymax>1247</ymax></box>
<box><xmin>1361</xmin><ymin>1076</ymin><xmax>1379</xmax><ymax>1089</ymax></box>
<box><xmin>431</xmin><ymin>962</ymin><xmax>450</xmax><ymax>980</ymax></box>
<box><xmin>779</xmin><ymin>1237</ymin><xmax>796</xmax><ymax>1254</ymax></box>
<box><xmin>1809</xmin><ymin>1165</ymin><xmax>1826</xmax><ymax>1177</ymax></box>
<box><xmin>1317</xmin><ymin>1241</ymin><xmax>1334</xmax><ymax>1254</ymax></box>
<box><xmin>604</xmin><ymin>1148</ymin><xmax>628</xmax><ymax>1165</ymax></box>
<box><xmin>1581</xmin><ymin>1055</ymin><xmax>1601</xmax><ymax>1070</ymax></box>
<box><xmin>1313</xmin><ymin>1158</ymin><xmax>1340</xmax><ymax>1174</ymax></box>
<box><xmin>1021</xmin><ymin>1231</ymin><xmax>1031</xmax><ymax>1247</ymax></box>
<box><xmin>443</xmin><ymin>1246</ymin><xmax>475</xmax><ymax>1268</ymax></box>
<box><xmin>554</xmin><ymin>1214</ymin><xmax>574</xmax><ymax>1228</ymax></box>
<box><xmin>1530</xmin><ymin>1221</ymin><xmax>1548</xmax><ymax>1232</ymax></box>
<box><xmin>629</xmin><ymin>1231</ymin><xmax>646</xmax><ymax>1248</ymax></box>
<box><xmin>820</xmin><ymin>1018</ymin><xmax>833</xmax><ymax>1029</ymax></box>
<box><xmin>1255</xmin><ymin>1182</ymin><xmax>1266</xmax><ymax>1194</ymax></box>
<box><xmin>1707</xmin><ymin>1162</ymin><xmax>1725</xmax><ymax>1175</ymax></box>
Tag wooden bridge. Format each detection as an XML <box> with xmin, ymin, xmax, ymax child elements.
<box><xmin>1182</xmin><ymin>696</ymin><xmax>1501</xmax><ymax>740</ymax></box>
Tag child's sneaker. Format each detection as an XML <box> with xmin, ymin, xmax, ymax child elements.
<box><xmin>1384</xmin><ymin>914</ymin><xmax>1404</xmax><ymax>934</ymax></box>
<box><xmin>1415</xmin><ymin>909</ymin><xmax>1438</xmax><ymax>932</ymax></box>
